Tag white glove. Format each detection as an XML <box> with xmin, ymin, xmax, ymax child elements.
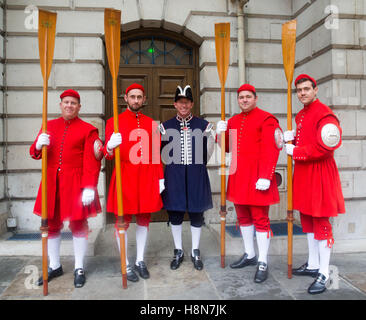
<box><xmin>36</xmin><ymin>133</ymin><xmax>50</xmax><ymax>151</ymax></box>
<box><xmin>255</xmin><ymin>178</ymin><xmax>271</xmax><ymax>191</ymax></box>
<box><xmin>82</xmin><ymin>188</ymin><xmax>95</xmax><ymax>206</ymax></box>
<box><xmin>107</xmin><ymin>132</ymin><xmax>122</xmax><ymax>153</ymax></box>
<box><xmin>284</xmin><ymin>130</ymin><xmax>295</xmax><ymax>142</ymax></box>
<box><xmin>285</xmin><ymin>144</ymin><xmax>295</xmax><ymax>156</ymax></box>
<box><xmin>159</xmin><ymin>179</ymin><xmax>165</xmax><ymax>194</ymax></box>
<box><xmin>216</xmin><ymin>120</ymin><xmax>227</xmax><ymax>134</ymax></box>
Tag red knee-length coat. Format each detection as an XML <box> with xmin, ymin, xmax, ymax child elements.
<box><xmin>292</xmin><ymin>99</ymin><xmax>345</xmax><ymax>217</ymax></box>
<box><xmin>30</xmin><ymin>117</ymin><xmax>102</xmax><ymax>221</ymax></box>
<box><xmin>222</xmin><ymin>107</ymin><xmax>283</xmax><ymax>206</ymax></box>
<box><xmin>104</xmin><ymin>109</ymin><xmax>164</xmax><ymax>215</ymax></box>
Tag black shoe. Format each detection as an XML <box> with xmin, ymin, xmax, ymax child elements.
<box><xmin>170</xmin><ymin>249</ymin><xmax>184</xmax><ymax>270</ymax></box>
<box><xmin>191</xmin><ymin>249</ymin><xmax>203</xmax><ymax>270</ymax></box>
<box><xmin>254</xmin><ymin>262</ymin><xmax>268</xmax><ymax>283</ymax></box>
<box><xmin>74</xmin><ymin>268</ymin><xmax>86</xmax><ymax>288</ymax></box>
<box><xmin>292</xmin><ymin>263</ymin><xmax>319</xmax><ymax>278</ymax></box>
<box><xmin>230</xmin><ymin>253</ymin><xmax>257</xmax><ymax>269</ymax></box>
<box><xmin>308</xmin><ymin>273</ymin><xmax>327</xmax><ymax>294</ymax></box>
<box><xmin>126</xmin><ymin>264</ymin><xmax>139</xmax><ymax>282</ymax></box>
<box><xmin>134</xmin><ymin>261</ymin><xmax>150</xmax><ymax>279</ymax></box>
<box><xmin>36</xmin><ymin>265</ymin><xmax>63</xmax><ymax>286</ymax></box>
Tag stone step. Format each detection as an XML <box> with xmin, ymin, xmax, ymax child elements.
<box><xmin>207</xmin><ymin>223</ymin><xmax>308</xmax><ymax>256</ymax></box>
<box><xmin>0</xmin><ymin>228</ymin><xmax>101</xmax><ymax>257</ymax></box>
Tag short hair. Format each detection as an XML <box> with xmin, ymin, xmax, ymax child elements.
<box><xmin>296</xmin><ymin>78</ymin><xmax>316</xmax><ymax>89</ymax></box>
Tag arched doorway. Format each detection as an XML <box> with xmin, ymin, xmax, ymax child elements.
<box><xmin>104</xmin><ymin>28</ymin><xmax>200</xmax><ymax>223</ymax></box>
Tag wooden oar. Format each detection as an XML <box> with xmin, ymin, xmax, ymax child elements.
<box><xmin>38</xmin><ymin>9</ymin><xmax>57</xmax><ymax>296</ymax></box>
<box><xmin>281</xmin><ymin>19</ymin><xmax>297</xmax><ymax>279</ymax></box>
<box><xmin>215</xmin><ymin>23</ymin><xmax>230</xmax><ymax>268</ymax></box>
<box><xmin>104</xmin><ymin>8</ymin><xmax>127</xmax><ymax>289</ymax></box>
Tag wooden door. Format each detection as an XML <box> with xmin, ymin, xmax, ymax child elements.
<box><xmin>114</xmin><ymin>66</ymin><xmax>196</xmax><ymax>122</ymax></box>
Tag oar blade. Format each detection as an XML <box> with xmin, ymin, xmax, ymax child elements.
<box><xmin>105</xmin><ymin>8</ymin><xmax>121</xmax><ymax>79</ymax></box>
<box><xmin>215</xmin><ymin>23</ymin><xmax>230</xmax><ymax>87</ymax></box>
<box><xmin>281</xmin><ymin>19</ymin><xmax>297</xmax><ymax>83</ymax></box>
<box><xmin>38</xmin><ymin>9</ymin><xmax>57</xmax><ymax>81</ymax></box>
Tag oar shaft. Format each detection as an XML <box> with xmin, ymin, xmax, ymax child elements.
<box><xmin>41</xmin><ymin>227</ymin><xmax>48</xmax><ymax>295</ymax></box>
<box><xmin>41</xmin><ymin>81</ymin><xmax>48</xmax><ymax>220</ymax></box>
<box><xmin>111</xmin><ymin>78</ymin><xmax>127</xmax><ymax>289</ymax></box>
<box><xmin>41</xmin><ymin>59</ymin><xmax>49</xmax><ymax>296</ymax></box>
<box><xmin>118</xmin><ymin>227</ymin><xmax>127</xmax><ymax>288</ymax></box>
<box><xmin>112</xmin><ymin>80</ymin><xmax>123</xmax><ymax>216</ymax></box>
<box><xmin>286</xmin><ymin>83</ymin><xmax>292</xmax><ymax>132</ymax></box>
<box><xmin>220</xmin><ymin>85</ymin><xmax>226</xmax><ymax>268</ymax></box>
<box><xmin>286</xmin><ymin>82</ymin><xmax>294</xmax><ymax>279</ymax></box>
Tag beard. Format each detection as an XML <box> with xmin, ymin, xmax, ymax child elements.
<box><xmin>128</xmin><ymin>103</ymin><xmax>143</xmax><ymax>112</ymax></box>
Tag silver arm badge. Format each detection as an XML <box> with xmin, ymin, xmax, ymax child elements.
<box><xmin>321</xmin><ymin>123</ymin><xmax>340</xmax><ymax>148</ymax></box>
<box><xmin>94</xmin><ymin>138</ymin><xmax>103</xmax><ymax>160</ymax></box>
<box><xmin>274</xmin><ymin>128</ymin><xmax>284</xmax><ymax>149</ymax></box>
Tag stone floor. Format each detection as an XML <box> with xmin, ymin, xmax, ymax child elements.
<box><xmin>1</xmin><ymin>223</ymin><xmax>366</xmax><ymax>301</ymax></box>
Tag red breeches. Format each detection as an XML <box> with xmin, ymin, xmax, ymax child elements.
<box><xmin>48</xmin><ymin>196</ymin><xmax>89</xmax><ymax>238</ymax></box>
<box><xmin>114</xmin><ymin>212</ymin><xmax>151</xmax><ymax>230</ymax></box>
<box><xmin>300</xmin><ymin>213</ymin><xmax>334</xmax><ymax>246</ymax></box>
<box><xmin>234</xmin><ymin>204</ymin><xmax>270</xmax><ymax>232</ymax></box>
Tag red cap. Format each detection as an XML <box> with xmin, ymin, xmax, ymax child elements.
<box><xmin>294</xmin><ymin>74</ymin><xmax>317</xmax><ymax>87</ymax></box>
<box><xmin>125</xmin><ymin>83</ymin><xmax>145</xmax><ymax>95</ymax></box>
<box><xmin>60</xmin><ymin>89</ymin><xmax>80</xmax><ymax>101</ymax></box>
<box><xmin>237</xmin><ymin>83</ymin><xmax>256</xmax><ymax>95</ymax></box>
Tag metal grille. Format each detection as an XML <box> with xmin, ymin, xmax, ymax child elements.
<box><xmin>225</xmin><ymin>223</ymin><xmax>304</xmax><ymax>238</ymax></box>
<box><xmin>121</xmin><ymin>36</ymin><xmax>193</xmax><ymax>65</ymax></box>
<box><xmin>6</xmin><ymin>232</ymin><xmax>73</xmax><ymax>241</ymax></box>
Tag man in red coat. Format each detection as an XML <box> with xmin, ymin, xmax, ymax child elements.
<box><xmin>284</xmin><ymin>74</ymin><xmax>345</xmax><ymax>294</ymax></box>
<box><xmin>30</xmin><ymin>89</ymin><xmax>103</xmax><ymax>288</ymax></box>
<box><xmin>216</xmin><ymin>84</ymin><xmax>283</xmax><ymax>283</ymax></box>
<box><xmin>104</xmin><ymin>83</ymin><xmax>164</xmax><ymax>282</ymax></box>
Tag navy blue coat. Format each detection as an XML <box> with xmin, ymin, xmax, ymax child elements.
<box><xmin>160</xmin><ymin>115</ymin><xmax>213</xmax><ymax>213</ymax></box>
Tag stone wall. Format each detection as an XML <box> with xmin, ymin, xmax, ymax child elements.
<box><xmin>0</xmin><ymin>0</ymin><xmax>7</xmax><ymax>235</ymax></box>
<box><xmin>2</xmin><ymin>0</ymin><xmax>365</xmax><ymax>252</ymax></box>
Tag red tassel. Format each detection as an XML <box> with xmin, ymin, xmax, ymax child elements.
<box><xmin>327</xmin><ymin>237</ymin><xmax>334</xmax><ymax>248</ymax></box>
<box><xmin>267</xmin><ymin>229</ymin><xmax>273</xmax><ymax>239</ymax></box>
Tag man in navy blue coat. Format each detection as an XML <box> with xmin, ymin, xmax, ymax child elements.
<box><xmin>160</xmin><ymin>85</ymin><xmax>214</xmax><ymax>270</ymax></box>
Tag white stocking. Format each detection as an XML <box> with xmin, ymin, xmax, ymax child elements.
<box><xmin>318</xmin><ymin>239</ymin><xmax>331</xmax><ymax>279</ymax></box>
<box><xmin>240</xmin><ymin>225</ymin><xmax>255</xmax><ymax>259</ymax></box>
<box><xmin>115</xmin><ymin>229</ymin><xmax>129</xmax><ymax>266</ymax></box>
<box><xmin>191</xmin><ymin>226</ymin><xmax>201</xmax><ymax>255</ymax></box>
<box><xmin>73</xmin><ymin>236</ymin><xmax>88</xmax><ymax>270</ymax></box>
<box><xmin>256</xmin><ymin>231</ymin><xmax>270</xmax><ymax>264</ymax></box>
<box><xmin>136</xmin><ymin>224</ymin><xmax>148</xmax><ymax>264</ymax></box>
<box><xmin>307</xmin><ymin>233</ymin><xmax>320</xmax><ymax>270</ymax></box>
<box><xmin>171</xmin><ymin>224</ymin><xmax>183</xmax><ymax>250</ymax></box>
<box><xmin>48</xmin><ymin>235</ymin><xmax>61</xmax><ymax>270</ymax></box>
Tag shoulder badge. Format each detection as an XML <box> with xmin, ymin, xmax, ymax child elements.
<box><xmin>94</xmin><ymin>138</ymin><xmax>103</xmax><ymax>161</ymax></box>
<box><xmin>274</xmin><ymin>127</ymin><xmax>284</xmax><ymax>149</ymax></box>
<box><xmin>320</xmin><ymin>123</ymin><xmax>340</xmax><ymax>148</ymax></box>
<box><xmin>159</xmin><ymin>123</ymin><xmax>166</xmax><ymax>135</ymax></box>
<box><xmin>205</xmin><ymin>123</ymin><xmax>213</xmax><ymax>132</ymax></box>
